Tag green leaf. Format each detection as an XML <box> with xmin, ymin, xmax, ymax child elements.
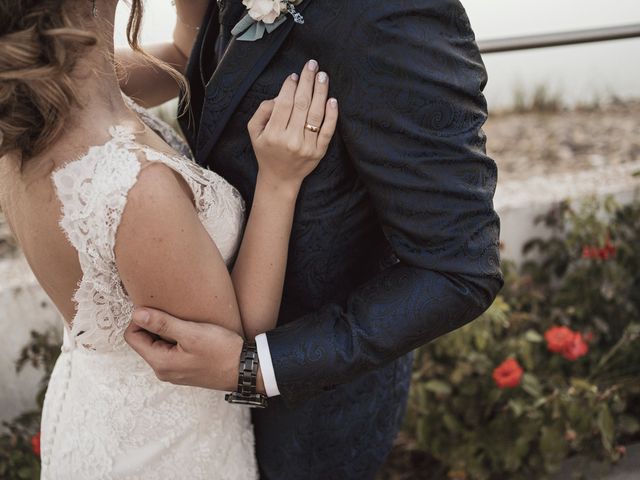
<box><xmin>443</xmin><ymin>413</ymin><xmax>462</xmax><ymax>432</ymax></box>
<box><xmin>524</xmin><ymin>329</ymin><xmax>543</xmax><ymax>343</ymax></box>
<box><xmin>424</xmin><ymin>380</ymin><xmax>452</xmax><ymax>396</ymax></box>
<box><xmin>508</xmin><ymin>399</ymin><xmax>525</xmax><ymax>417</ymax></box>
<box><xmin>521</xmin><ymin>373</ymin><xmax>543</xmax><ymax>398</ymax></box>
<box><xmin>597</xmin><ymin>405</ymin><xmax>615</xmax><ymax>454</ymax></box>
<box><xmin>539</xmin><ymin>425</ymin><xmax>568</xmax><ymax>471</ymax></box>
<box><xmin>569</xmin><ymin>378</ymin><xmax>596</xmax><ymax>392</ymax></box>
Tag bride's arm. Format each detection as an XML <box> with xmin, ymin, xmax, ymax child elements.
<box><xmin>232</xmin><ymin>64</ymin><xmax>337</xmax><ymax>340</ymax></box>
<box><xmin>116</xmin><ymin>0</ymin><xmax>209</xmax><ymax>107</ymax></box>
<box><xmin>115</xmin><ymin>160</ymin><xmax>246</xmax><ymax>336</ymax></box>
<box><xmin>115</xmin><ymin>66</ymin><xmax>337</xmax><ymax>340</ymax></box>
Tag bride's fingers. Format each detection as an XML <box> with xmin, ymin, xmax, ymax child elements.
<box><xmin>316</xmin><ymin>98</ymin><xmax>339</xmax><ymax>153</ymax></box>
<box><xmin>248</xmin><ymin>99</ymin><xmax>275</xmax><ymax>140</ymax></box>
<box><xmin>303</xmin><ymin>71</ymin><xmax>329</xmax><ymax>144</ymax></box>
<box><xmin>287</xmin><ymin>59</ymin><xmax>319</xmax><ymax>133</ymax></box>
<box><xmin>266</xmin><ymin>73</ymin><xmax>299</xmax><ymax>132</ymax></box>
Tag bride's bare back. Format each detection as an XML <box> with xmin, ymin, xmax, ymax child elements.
<box><xmin>0</xmin><ymin>113</ymin><xmax>198</xmax><ymax>326</ymax></box>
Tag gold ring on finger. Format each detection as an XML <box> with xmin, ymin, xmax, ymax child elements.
<box><xmin>304</xmin><ymin>123</ymin><xmax>320</xmax><ymax>133</ymax></box>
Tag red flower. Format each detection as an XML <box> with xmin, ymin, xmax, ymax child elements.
<box><xmin>561</xmin><ymin>332</ymin><xmax>589</xmax><ymax>361</ymax></box>
<box><xmin>544</xmin><ymin>326</ymin><xmax>574</xmax><ymax>353</ymax></box>
<box><xmin>492</xmin><ymin>358</ymin><xmax>524</xmax><ymax>389</ymax></box>
<box><xmin>598</xmin><ymin>246</ymin><xmax>615</xmax><ymax>260</ymax></box>
<box><xmin>31</xmin><ymin>432</ymin><xmax>41</xmax><ymax>457</ymax></box>
<box><xmin>602</xmin><ymin>239</ymin><xmax>617</xmax><ymax>259</ymax></box>
<box><xmin>581</xmin><ymin>240</ymin><xmax>616</xmax><ymax>261</ymax></box>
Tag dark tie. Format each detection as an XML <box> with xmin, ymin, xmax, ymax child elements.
<box><xmin>215</xmin><ymin>0</ymin><xmax>247</xmax><ymax>61</ymax></box>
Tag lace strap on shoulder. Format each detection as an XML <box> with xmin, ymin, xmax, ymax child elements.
<box><xmin>140</xmin><ymin>148</ymin><xmax>220</xmax><ymax>214</ymax></box>
<box><xmin>52</xmin><ymin>134</ymin><xmax>142</xmax><ymax>264</ymax></box>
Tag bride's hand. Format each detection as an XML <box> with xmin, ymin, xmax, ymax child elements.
<box><xmin>248</xmin><ymin>60</ymin><xmax>339</xmax><ymax>190</ymax></box>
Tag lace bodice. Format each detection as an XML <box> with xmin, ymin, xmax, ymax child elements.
<box><xmin>51</xmin><ymin>124</ymin><xmax>245</xmax><ymax>353</ymax></box>
<box><xmin>40</xmin><ymin>106</ymin><xmax>256</xmax><ymax>480</ymax></box>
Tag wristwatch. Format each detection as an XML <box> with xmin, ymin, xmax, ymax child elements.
<box><xmin>225</xmin><ymin>341</ymin><xmax>268</xmax><ymax>408</ymax></box>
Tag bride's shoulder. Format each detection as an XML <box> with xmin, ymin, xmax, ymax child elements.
<box><xmin>126</xmin><ymin>159</ymin><xmax>195</xmax><ymax>212</ymax></box>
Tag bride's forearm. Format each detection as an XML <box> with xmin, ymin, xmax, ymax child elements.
<box><xmin>117</xmin><ymin>43</ymin><xmax>187</xmax><ymax>108</ymax></box>
<box><xmin>231</xmin><ymin>173</ymin><xmax>301</xmax><ymax>340</ymax></box>
<box><xmin>173</xmin><ymin>0</ymin><xmax>210</xmax><ymax>60</ymax></box>
<box><xmin>116</xmin><ymin>0</ymin><xmax>209</xmax><ymax>107</ymax></box>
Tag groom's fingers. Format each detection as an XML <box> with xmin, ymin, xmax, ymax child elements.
<box><xmin>124</xmin><ymin>319</ymin><xmax>182</xmax><ymax>375</ymax></box>
<box><xmin>129</xmin><ymin>308</ymin><xmax>186</xmax><ymax>344</ymax></box>
<box><xmin>124</xmin><ymin>320</ymin><xmax>156</xmax><ymax>351</ymax></box>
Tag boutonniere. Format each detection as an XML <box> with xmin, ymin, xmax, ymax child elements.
<box><xmin>232</xmin><ymin>0</ymin><xmax>305</xmax><ymax>42</ymax></box>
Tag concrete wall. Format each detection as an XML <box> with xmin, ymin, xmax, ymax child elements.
<box><xmin>0</xmin><ymin>256</ymin><xmax>60</xmax><ymax>422</ymax></box>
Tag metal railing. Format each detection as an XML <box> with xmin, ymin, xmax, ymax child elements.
<box><xmin>478</xmin><ymin>23</ymin><xmax>640</xmax><ymax>54</ymax></box>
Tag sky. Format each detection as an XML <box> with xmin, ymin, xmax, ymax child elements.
<box><xmin>114</xmin><ymin>0</ymin><xmax>640</xmax><ymax>109</ymax></box>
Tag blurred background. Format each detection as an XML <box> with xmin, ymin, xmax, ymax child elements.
<box><xmin>112</xmin><ymin>0</ymin><xmax>640</xmax><ymax>109</ymax></box>
<box><xmin>2</xmin><ymin>1</ymin><xmax>639</xmax><ymax>478</ymax></box>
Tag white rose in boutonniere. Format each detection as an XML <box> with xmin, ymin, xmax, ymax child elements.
<box><xmin>232</xmin><ymin>0</ymin><xmax>305</xmax><ymax>42</ymax></box>
<box><xmin>244</xmin><ymin>0</ymin><xmax>281</xmax><ymax>24</ymax></box>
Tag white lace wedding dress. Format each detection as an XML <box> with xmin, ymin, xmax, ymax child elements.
<box><xmin>40</xmin><ymin>101</ymin><xmax>258</xmax><ymax>479</ymax></box>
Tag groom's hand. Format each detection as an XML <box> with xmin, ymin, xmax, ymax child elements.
<box><xmin>124</xmin><ymin>308</ymin><xmax>266</xmax><ymax>393</ymax></box>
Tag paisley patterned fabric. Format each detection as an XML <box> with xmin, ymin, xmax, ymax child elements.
<box><xmin>180</xmin><ymin>0</ymin><xmax>503</xmax><ymax>478</ymax></box>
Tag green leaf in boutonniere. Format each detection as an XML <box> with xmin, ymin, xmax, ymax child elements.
<box><xmin>233</xmin><ymin>0</ymin><xmax>305</xmax><ymax>42</ymax></box>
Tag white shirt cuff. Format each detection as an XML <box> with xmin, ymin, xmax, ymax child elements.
<box><xmin>255</xmin><ymin>333</ymin><xmax>281</xmax><ymax>397</ymax></box>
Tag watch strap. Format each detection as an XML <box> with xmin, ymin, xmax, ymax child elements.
<box><xmin>225</xmin><ymin>341</ymin><xmax>268</xmax><ymax>408</ymax></box>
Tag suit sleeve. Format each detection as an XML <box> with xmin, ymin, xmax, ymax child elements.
<box><xmin>265</xmin><ymin>0</ymin><xmax>504</xmax><ymax>404</ymax></box>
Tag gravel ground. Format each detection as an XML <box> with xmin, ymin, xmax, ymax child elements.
<box><xmin>485</xmin><ymin>100</ymin><xmax>640</xmax><ymax>182</ymax></box>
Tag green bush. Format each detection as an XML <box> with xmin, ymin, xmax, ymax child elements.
<box><xmin>0</xmin><ymin>330</ymin><xmax>61</xmax><ymax>479</ymax></box>
<box><xmin>384</xmin><ymin>197</ymin><xmax>640</xmax><ymax>479</ymax></box>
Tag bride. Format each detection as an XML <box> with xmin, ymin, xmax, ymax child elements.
<box><xmin>0</xmin><ymin>0</ymin><xmax>337</xmax><ymax>478</ymax></box>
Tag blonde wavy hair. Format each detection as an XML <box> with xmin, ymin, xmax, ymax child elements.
<box><xmin>0</xmin><ymin>0</ymin><xmax>186</xmax><ymax>161</ymax></box>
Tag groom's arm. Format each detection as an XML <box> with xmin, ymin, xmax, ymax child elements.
<box><xmin>262</xmin><ymin>0</ymin><xmax>503</xmax><ymax>403</ymax></box>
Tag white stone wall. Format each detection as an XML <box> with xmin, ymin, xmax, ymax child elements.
<box><xmin>0</xmin><ymin>256</ymin><xmax>60</xmax><ymax>422</ymax></box>
<box><xmin>494</xmin><ymin>161</ymin><xmax>640</xmax><ymax>264</ymax></box>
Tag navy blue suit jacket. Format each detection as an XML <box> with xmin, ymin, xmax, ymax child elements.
<box><xmin>179</xmin><ymin>1</ymin><xmax>502</xmax><ymax>478</ymax></box>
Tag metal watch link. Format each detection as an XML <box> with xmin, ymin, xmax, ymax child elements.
<box><xmin>225</xmin><ymin>341</ymin><xmax>268</xmax><ymax>408</ymax></box>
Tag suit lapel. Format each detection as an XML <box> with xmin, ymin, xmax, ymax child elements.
<box><xmin>195</xmin><ymin>0</ymin><xmax>314</xmax><ymax>166</ymax></box>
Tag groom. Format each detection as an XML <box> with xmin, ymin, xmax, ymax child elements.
<box><xmin>126</xmin><ymin>0</ymin><xmax>502</xmax><ymax>477</ymax></box>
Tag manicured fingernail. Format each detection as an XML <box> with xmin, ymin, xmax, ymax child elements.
<box><xmin>134</xmin><ymin>310</ymin><xmax>150</xmax><ymax>325</ymax></box>
<box><xmin>291</xmin><ymin>73</ymin><xmax>299</xmax><ymax>81</ymax></box>
<box><xmin>329</xmin><ymin>98</ymin><xmax>338</xmax><ymax>108</ymax></box>
<box><xmin>317</xmin><ymin>72</ymin><xmax>328</xmax><ymax>84</ymax></box>
<box><xmin>308</xmin><ymin>59</ymin><xmax>318</xmax><ymax>71</ymax></box>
